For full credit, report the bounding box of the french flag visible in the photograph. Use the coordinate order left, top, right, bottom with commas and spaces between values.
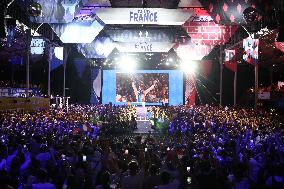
79, 123, 92, 132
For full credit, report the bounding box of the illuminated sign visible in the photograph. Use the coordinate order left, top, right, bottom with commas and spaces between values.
95, 8, 193, 25
116, 42, 173, 52
30, 38, 45, 55
105, 28, 175, 43
129, 9, 158, 23
135, 42, 153, 52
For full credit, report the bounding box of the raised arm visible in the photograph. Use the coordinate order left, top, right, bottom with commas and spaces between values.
132, 81, 138, 96
144, 80, 157, 95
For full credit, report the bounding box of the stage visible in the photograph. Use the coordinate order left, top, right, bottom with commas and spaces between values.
134, 107, 154, 134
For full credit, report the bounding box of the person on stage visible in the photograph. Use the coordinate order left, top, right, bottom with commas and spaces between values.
132, 80, 157, 106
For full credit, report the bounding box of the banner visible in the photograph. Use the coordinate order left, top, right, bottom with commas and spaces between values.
50, 47, 63, 71
275, 42, 284, 53
0, 88, 41, 97
185, 74, 196, 106
51, 20, 104, 43
105, 28, 177, 43
0, 97, 49, 111
30, 38, 45, 55
95, 8, 193, 25
224, 49, 237, 72
243, 37, 259, 64
73, 58, 88, 78
116, 42, 174, 53
278, 81, 284, 90
199, 60, 212, 79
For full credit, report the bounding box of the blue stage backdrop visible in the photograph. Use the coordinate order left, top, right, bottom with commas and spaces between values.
102, 70, 183, 106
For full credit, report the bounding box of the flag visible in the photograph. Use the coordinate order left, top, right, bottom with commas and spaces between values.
224, 49, 237, 72
243, 37, 259, 65
275, 42, 284, 53
185, 74, 196, 106
79, 123, 92, 132
199, 60, 212, 79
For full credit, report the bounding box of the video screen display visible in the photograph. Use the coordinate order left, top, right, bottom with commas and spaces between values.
116, 73, 169, 103
102, 70, 183, 106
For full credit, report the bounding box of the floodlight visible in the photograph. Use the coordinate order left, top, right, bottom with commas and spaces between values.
117, 56, 136, 72
180, 60, 197, 74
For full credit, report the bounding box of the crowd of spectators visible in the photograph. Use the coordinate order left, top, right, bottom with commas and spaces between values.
247, 82, 284, 93
0, 104, 283, 189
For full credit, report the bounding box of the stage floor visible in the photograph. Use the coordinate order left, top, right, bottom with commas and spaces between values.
134, 107, 154, 134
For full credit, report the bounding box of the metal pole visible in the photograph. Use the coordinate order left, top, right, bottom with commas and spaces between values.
26, 29, 31, 97
219, 45, 223, 107
234, 68, 237, 106
48, 48, 51, 97
255, 64, 259, 109
270, 66, 273, 86
48, 32, 54, 97
63, 45, 67, 97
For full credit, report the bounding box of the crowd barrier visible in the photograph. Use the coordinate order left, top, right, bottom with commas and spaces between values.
0, 97, 49, 111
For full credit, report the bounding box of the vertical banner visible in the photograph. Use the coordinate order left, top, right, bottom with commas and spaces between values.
275, 42, 284, 53
185, 74, 196, 106
50, 47, 64, 71
199, 60, 212, 79
243, 37, 259, 65
224, 49, 237, 72
91, 69, 101, 104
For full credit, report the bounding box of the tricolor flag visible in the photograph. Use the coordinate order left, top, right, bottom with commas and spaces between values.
224, 49, 237, 72
185, 74, 196, 106
275, 42, 284, 53
79, 123, 92, 132
243, 37, 259, 65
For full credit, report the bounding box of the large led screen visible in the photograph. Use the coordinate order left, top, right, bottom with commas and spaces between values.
116, 73, 169, 103
102, 70, 183, 106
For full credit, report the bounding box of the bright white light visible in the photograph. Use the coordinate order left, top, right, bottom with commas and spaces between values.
57, 21, 104, 43
54, 47, 63, 60
117, 56, 136, 72
180, 60, 197, 74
